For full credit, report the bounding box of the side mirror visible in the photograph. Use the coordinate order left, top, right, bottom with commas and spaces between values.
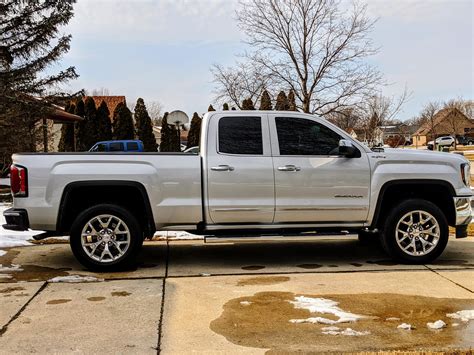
339, 139, 358, 158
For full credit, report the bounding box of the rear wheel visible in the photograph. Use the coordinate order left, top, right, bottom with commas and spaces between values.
381, 199, 448, 264
70, 204, 143, 271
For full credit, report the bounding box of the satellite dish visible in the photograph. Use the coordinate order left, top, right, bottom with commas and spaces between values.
168, 110, 189, 127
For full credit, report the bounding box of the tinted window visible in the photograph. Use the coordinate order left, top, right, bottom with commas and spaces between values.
97, 144, 107, 152
127, 142, 139, 151
109, 142, 124, 152
276, 117, 341, 155
219, 116, 263, 155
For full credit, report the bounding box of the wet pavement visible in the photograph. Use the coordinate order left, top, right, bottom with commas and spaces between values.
0, 236, 473, 354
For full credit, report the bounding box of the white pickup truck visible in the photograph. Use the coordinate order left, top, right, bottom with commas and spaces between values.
3, 111, 472, 270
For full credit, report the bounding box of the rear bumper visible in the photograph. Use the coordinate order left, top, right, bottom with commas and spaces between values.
2, 208, 29, 231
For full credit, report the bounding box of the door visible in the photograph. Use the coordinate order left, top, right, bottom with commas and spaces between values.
206, 114, 275, 224
270, 115, 370, 224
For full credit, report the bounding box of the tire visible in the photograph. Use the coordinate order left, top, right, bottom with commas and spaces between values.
70, 204, 143, 271
381, 199, 448, 264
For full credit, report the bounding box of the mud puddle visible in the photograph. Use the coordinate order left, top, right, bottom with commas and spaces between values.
210, 292, 474, 353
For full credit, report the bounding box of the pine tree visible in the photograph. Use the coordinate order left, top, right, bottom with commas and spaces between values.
222, 103, 229, 111
112, 102, 134, 140
288, 90, 297, 111
83, 97, 98, 149
96, 100, 113, 142
275, 91, 289, 111
170, 125, 181, 152
186, 112, 202, 149
208, 104, 216, 112
58, 103, 76, 152
74, 99, 88, 151
134, 98, 158, 152
242, 98, 256, 110
160, 112, 171, 152
259, 90, 272, 110
0, 1, 78, 164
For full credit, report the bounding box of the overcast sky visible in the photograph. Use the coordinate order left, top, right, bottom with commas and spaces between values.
58, 0, 473, 120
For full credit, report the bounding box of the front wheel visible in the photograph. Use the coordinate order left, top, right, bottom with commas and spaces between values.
70, 204, 143, 271
381, 199, 448, 264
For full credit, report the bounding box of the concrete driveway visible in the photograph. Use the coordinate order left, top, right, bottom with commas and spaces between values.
0, 236, 473, 354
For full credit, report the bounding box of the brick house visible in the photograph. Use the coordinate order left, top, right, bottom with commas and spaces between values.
412, 108, 474, 146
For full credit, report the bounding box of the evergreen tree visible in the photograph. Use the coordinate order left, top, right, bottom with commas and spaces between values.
160, 112, 171, 152
112, 102, 134, 140
74, 99, 88, 151
275, 91, 289, 111
222, 103, 229, 110
1, 1, 78, 164
242, 98, 255, 110
288, 89, 297, 111
58, 103, 76, 152
186, 112, 202, 149
208, 104, 216, 111
170, 125, 181, 152
83, 97, 98, 149
259, 90, 272, 110
134, 98, 158, 152
96, 100, 113, 142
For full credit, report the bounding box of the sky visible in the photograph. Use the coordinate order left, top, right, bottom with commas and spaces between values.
57, 0, 473, 120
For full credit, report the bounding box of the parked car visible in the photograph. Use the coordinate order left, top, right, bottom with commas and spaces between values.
427, 136, 455, 150
3, 111, 472, 270
183, 146, 199, 154
457, 136, 474, 146
89, 140, 144, 152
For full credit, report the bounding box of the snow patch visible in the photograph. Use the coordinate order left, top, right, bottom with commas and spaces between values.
397, 323, 413, 330
0, 203, 41, 253
322, 327, 370, 336
240, 301, 252, 306
427, 320, 446, 329
289, 296, 367, 325
48, 275, 104, 283
0, 250, 6, 257
321, 326, 340, 332
386, 317, 401, 321
0, 263, 23, 272
446, 310, 474, 322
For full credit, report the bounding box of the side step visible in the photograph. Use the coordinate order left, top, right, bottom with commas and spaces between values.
204, 233, 358, 244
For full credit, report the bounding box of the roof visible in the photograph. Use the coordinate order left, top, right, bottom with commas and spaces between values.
46, 104, 83, 123
413, 107, 471, 136
85, 96, 126, 119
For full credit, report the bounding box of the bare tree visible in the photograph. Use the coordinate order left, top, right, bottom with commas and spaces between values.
146, 101, 163, 125
357, 89, 410, 147
417, 101, 441, 150
211, 61, 270, 109
90, 87, 111, 96
233, 0, 381, 114
325, 107, 360, 131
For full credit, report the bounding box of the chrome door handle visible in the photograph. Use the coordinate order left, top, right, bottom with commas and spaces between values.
278, 165, 301, 172
211, 165, 235, 172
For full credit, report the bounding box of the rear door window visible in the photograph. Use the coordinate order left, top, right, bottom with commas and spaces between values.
109, 142, 124, 152
127, 142, 139, 151
218, 116, 263, 155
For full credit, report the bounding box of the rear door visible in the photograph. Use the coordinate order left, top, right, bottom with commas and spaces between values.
206, 114, 275, 224
269, 114, 371, 224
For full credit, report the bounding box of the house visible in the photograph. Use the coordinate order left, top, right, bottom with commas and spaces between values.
86, 96, 126, 120
379, 123, 418, 144
412, 108, 474, 146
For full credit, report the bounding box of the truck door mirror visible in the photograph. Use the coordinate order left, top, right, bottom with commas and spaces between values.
339, 139, 358, 158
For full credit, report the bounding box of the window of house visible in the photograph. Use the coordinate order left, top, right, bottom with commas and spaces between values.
218, 116, 263, 155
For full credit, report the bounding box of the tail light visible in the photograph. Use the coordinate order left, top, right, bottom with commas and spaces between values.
10, 165, 28, 197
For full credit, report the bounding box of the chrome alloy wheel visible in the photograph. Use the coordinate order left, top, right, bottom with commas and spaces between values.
80, 214, 131, 263
395, 210, 440, 256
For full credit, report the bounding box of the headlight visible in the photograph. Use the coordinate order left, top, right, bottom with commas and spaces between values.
461, 163, 470, 187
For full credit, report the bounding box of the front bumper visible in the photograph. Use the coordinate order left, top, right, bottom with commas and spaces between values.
2, 208, 29, 231
454, 197, 472, 239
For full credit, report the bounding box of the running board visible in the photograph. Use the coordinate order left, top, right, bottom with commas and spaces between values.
204, 233, 358, 244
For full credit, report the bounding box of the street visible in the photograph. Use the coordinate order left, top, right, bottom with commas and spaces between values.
0, 236, 473, 354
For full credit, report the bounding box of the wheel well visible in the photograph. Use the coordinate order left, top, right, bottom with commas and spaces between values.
372, 181, 456, 228
57, 181, 155, 237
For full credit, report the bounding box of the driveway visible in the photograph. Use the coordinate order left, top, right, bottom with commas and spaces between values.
0, 236, 473, 354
